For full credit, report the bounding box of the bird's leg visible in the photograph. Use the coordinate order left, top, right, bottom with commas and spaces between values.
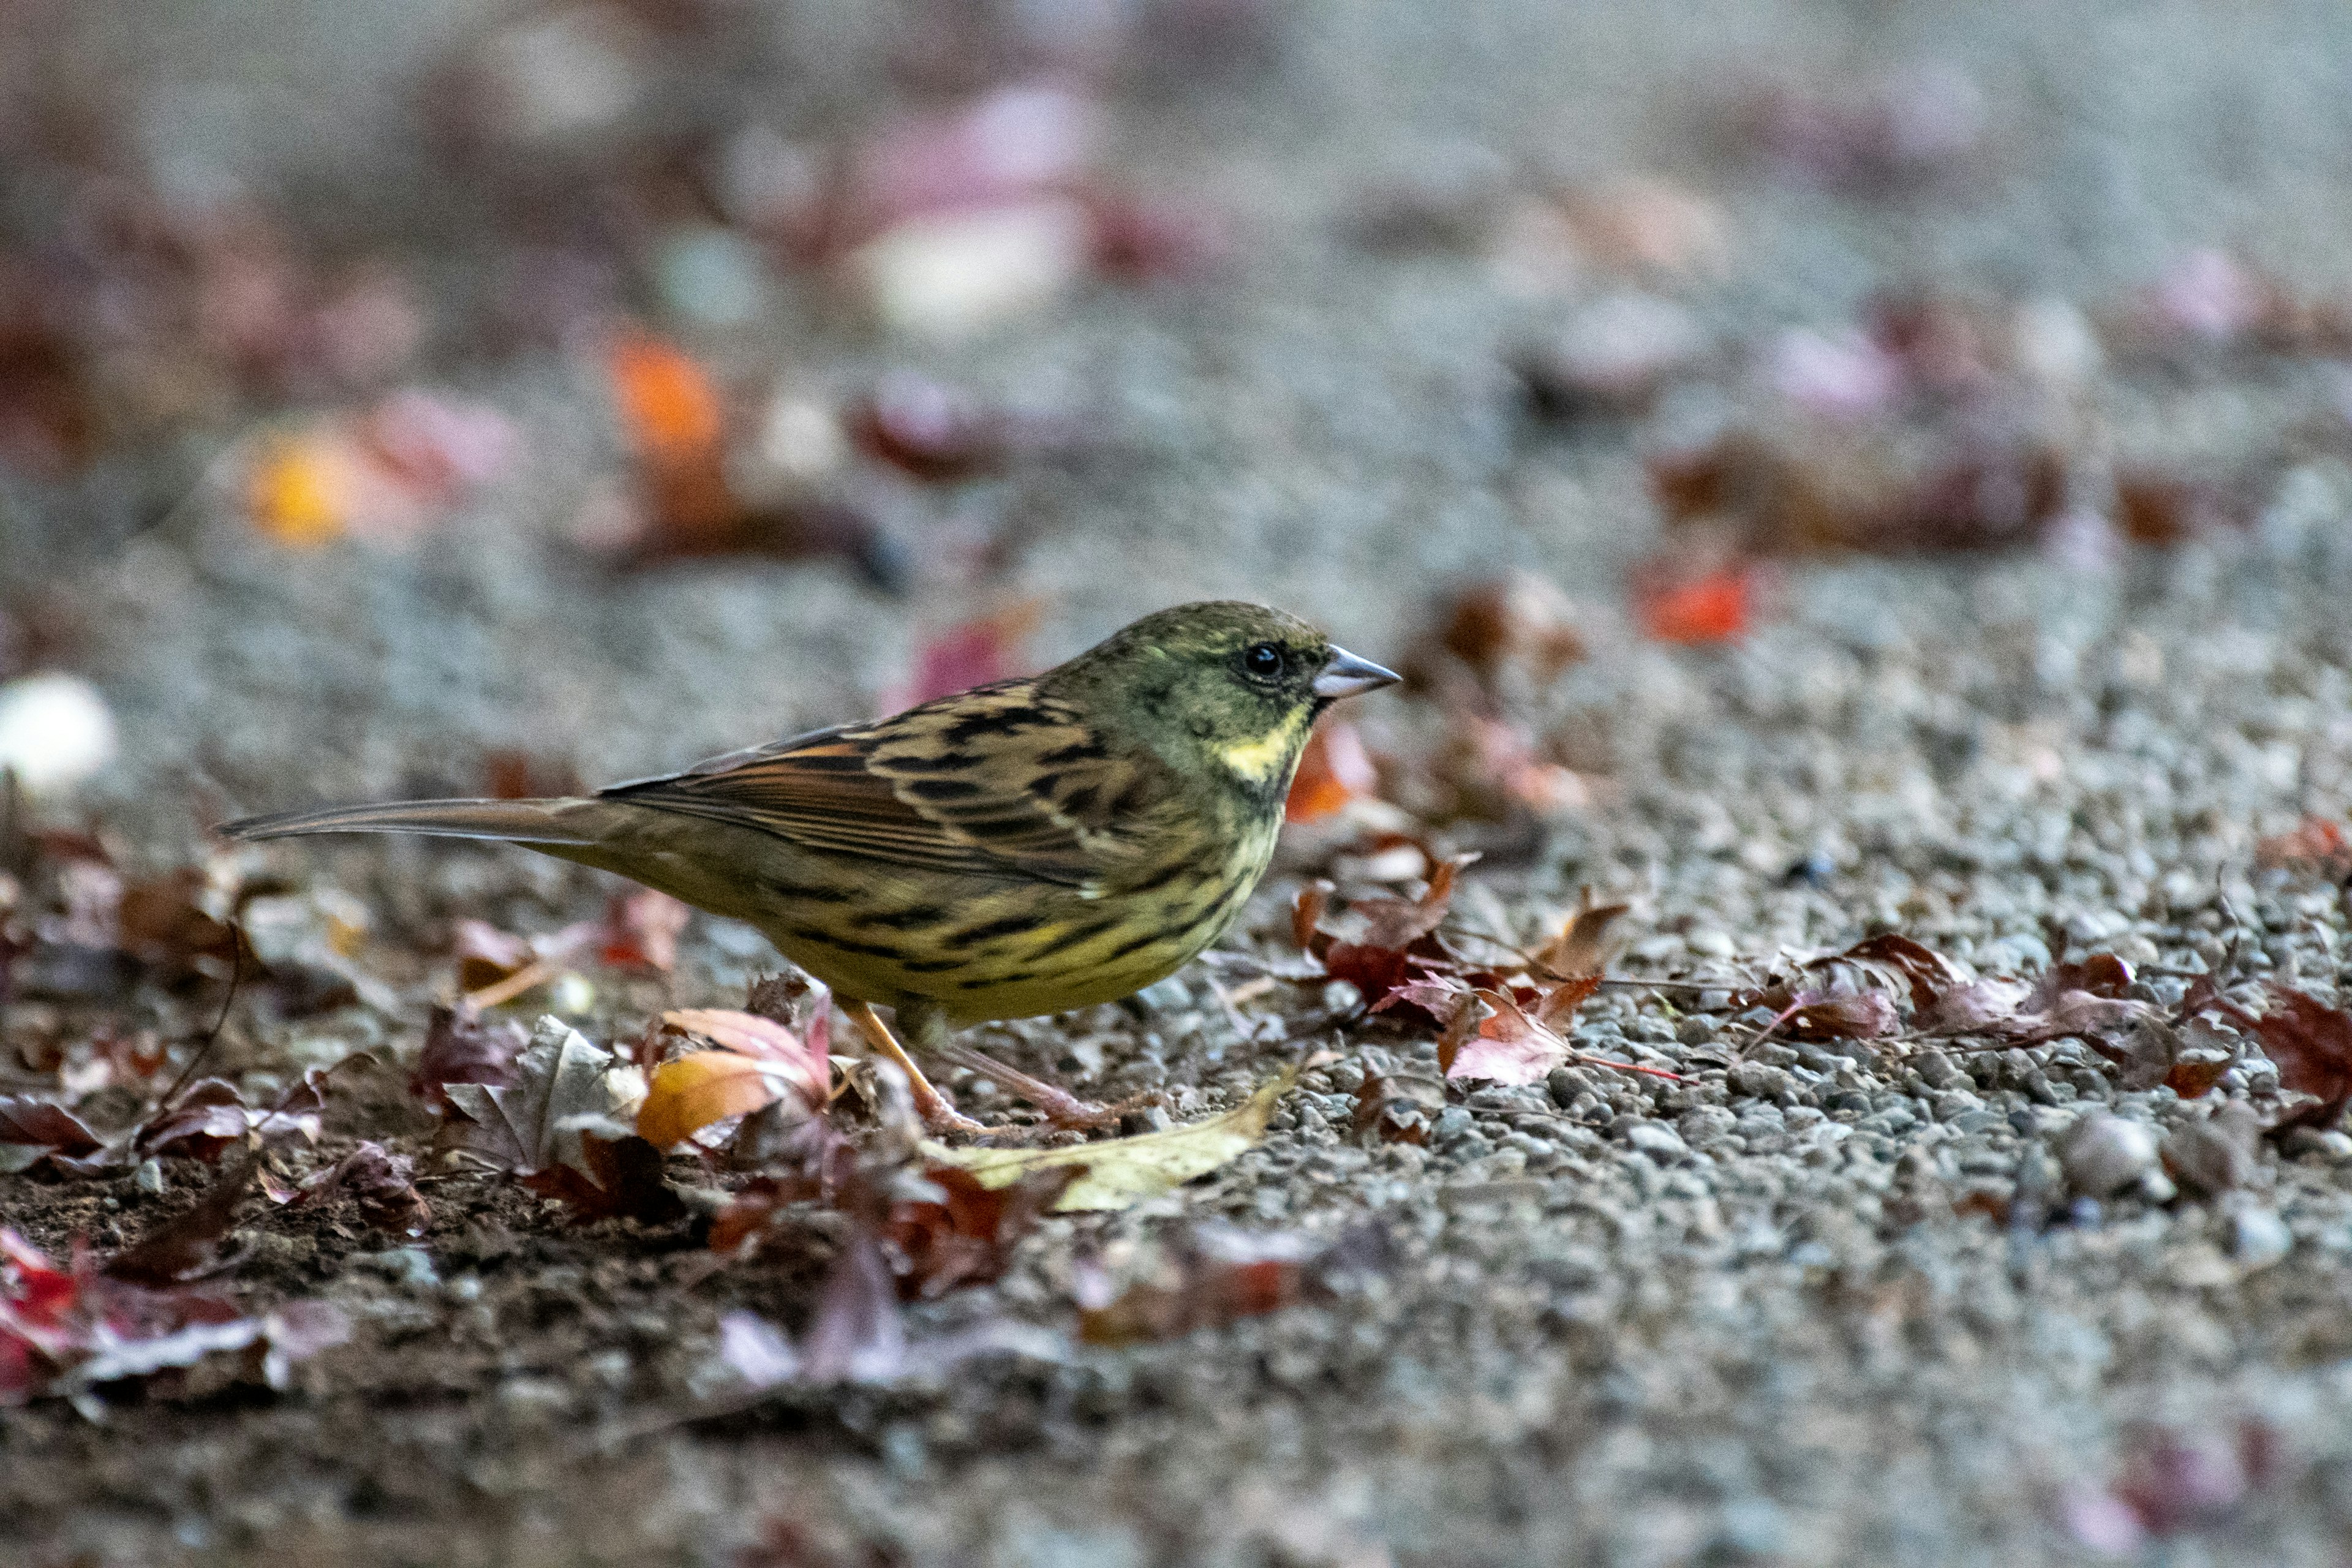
837, 998, 990, 1137
902, 1003, 1135, 1132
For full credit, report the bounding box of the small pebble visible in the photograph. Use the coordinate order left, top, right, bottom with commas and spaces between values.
2228, 1208, 2293, 1270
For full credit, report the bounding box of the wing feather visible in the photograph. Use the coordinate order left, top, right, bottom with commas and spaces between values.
598, 684, 1174, 888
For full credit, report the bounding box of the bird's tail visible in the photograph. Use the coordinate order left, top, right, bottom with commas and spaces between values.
220, 797, 611, 846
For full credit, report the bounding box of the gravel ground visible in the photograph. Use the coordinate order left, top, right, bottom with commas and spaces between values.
13, 2, 2352, 1564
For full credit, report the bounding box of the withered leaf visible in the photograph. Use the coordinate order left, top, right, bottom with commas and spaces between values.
923, 1069, 1295, 1213
1529, 894, 1631, 980
280, 1141, 431, 1237
517, 1132, 685, 1224
883, 1165, 1080, 1300
437, 1016, 622, 1177
409, 1005, 526, 1112
2189, 982, 2352, 1133
1441, 989, 1570, 1085
1351, 1074, 1444, 1145
104, 1162, 255, 1287
0, 1096, 104, 1161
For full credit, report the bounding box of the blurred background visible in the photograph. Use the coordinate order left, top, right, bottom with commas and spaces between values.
9, 0, 2352, 843
15, 6, 2352, 1560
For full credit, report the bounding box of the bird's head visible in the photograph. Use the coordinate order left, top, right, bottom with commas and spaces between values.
1054, 601, 1398, 802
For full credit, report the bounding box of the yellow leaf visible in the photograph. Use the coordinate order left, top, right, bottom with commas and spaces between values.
638, 1050, 792, 1148
247, 435, 355, 547
921, 1068, 1297, 1213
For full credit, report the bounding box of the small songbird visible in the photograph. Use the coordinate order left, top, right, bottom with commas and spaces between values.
222, 601, 1398, 1132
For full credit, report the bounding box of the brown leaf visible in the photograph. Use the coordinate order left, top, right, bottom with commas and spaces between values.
637, 1050, 802, 1149
2163, 1102, 2266, 1196
516, 1133, 685, 1225
451, 918, 533, 991
1806, 933, 1966, 1010
1351, 1074, 1442, 1145
2254, 816, 2352, 878
1765, 988, 1898, 1042
2189, 982, 2352, 1133
1291, 881, 1332, 954
1320, 858, 1471, 1008
281, 1142, 431, 1237
0, 1096, 102, 1159
2164, 1058, 2230, 1100
1076, 1224, 1382, 1346
436, 1018, 621, 1177
104, 1163, 255, 1286
409, 1005, 526, 1112
1528, 894, 1630, 979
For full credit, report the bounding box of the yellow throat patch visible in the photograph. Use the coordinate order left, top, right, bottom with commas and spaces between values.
1215, 709, 1309, 783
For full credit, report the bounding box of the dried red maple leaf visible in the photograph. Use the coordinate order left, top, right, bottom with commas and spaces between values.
272, 1142, 431, 1238
2192, 982, 2352, 1133
1529, 895, 1632, 979
0, 1096, 103, 1163
1317, 858, 1471, 1009
409, 1005, 526, 1112
103, 1162, 255, 1287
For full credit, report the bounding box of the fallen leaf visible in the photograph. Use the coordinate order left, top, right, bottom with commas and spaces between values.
1351, 1074, 1444, 1145
1284, 719, 1379, 824
845, 373, 1087, 481
2163, 1102, 2267, 1196
1632, 560, 1754, 644
922, 1068, 1296, 1212
437, 1016, 628, 1177
274, 1142, 431, 1237
1441, 989, 1573, 1084
517, 1131, 685, 1224
104, 1162, 255, 1287
1529, 892, 1632, 979
591, 889, 690, 973
888, 603, 1042, 709
638, 1050, 809, 1149
2189, 982, 2352, 1133
0, 1096, 104, 1167
1077, 1224, 1335, 1345
409, 1005, 527, 1112
2253, 816, 2352, 876
1318, 858, 1471, 1009
608, 330, 723, 464
882, 1164, 1081, 1300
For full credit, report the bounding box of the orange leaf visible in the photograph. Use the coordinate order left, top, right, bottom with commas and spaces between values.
608, 331, 723, 461
1284, 718, 1378, 823
247, 435, 355, 547
1635, 565, 1752, 644
655, 1007, 830, 1110
638, 1050, 790, 1148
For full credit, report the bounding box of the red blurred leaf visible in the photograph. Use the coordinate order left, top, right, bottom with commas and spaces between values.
451, 918, 534, 991
1284, 719, 1378, 824
889, 603, 1042, 709
592, 888, 690, 973
883, 1165, 1080, 1300
2255, 816, 2352, 877
609, 330, 723, 462
1634, 561, 1753, 644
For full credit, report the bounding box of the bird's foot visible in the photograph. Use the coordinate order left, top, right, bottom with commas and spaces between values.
932, 1039, 1151, 1131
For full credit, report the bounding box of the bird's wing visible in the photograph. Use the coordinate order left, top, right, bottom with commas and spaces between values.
598, 683, 1175, 888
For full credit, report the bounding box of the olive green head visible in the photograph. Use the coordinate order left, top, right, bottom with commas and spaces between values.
1046, 601, 1398, 801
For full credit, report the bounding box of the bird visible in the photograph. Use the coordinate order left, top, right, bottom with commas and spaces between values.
221, 601, 1398, 1133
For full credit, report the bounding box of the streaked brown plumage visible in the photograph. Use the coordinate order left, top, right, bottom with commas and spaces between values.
223, 601, 1398, 1130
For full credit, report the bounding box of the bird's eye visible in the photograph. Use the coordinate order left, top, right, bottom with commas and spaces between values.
1241, 642, 1286, 680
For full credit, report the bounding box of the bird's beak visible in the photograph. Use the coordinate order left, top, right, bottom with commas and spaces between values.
1313, 647, 1401, 701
